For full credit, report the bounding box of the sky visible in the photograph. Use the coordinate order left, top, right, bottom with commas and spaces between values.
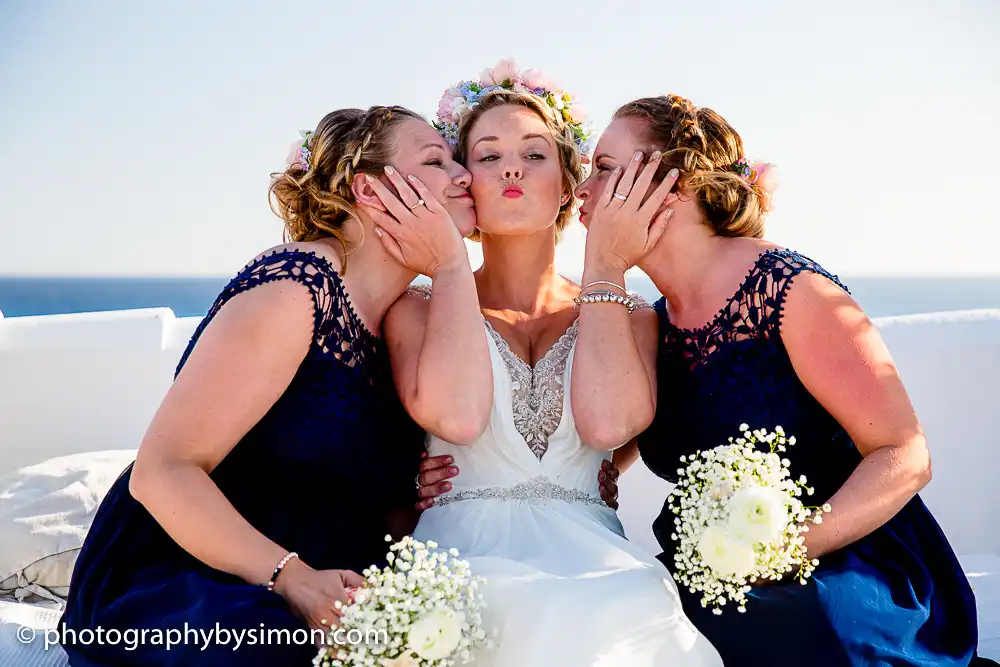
1, 0, 997, 277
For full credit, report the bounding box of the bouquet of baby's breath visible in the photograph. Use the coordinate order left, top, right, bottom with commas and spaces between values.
667, 424, 831, 614
314, 536, 495, 667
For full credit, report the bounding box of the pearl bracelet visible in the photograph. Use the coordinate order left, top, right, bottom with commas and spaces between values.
265, 551, 298, 591
573, 290, 637, 313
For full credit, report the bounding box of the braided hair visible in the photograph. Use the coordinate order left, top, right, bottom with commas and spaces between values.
269, 105, 422, 270
614, 95, 768, 238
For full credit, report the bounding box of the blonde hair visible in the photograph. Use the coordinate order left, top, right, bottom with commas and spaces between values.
614, 95, 766, 238
455, 90, 584, 242
268, 105, 423, 270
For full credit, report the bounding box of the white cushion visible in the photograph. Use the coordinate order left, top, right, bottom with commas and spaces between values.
0, 451, 136, 605
0, 600, 68, 666
960, 554, 1000, 661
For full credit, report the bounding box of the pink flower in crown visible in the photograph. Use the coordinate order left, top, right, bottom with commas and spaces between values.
480, 58, 520, 86
435, 87, 459, 122
520, 67, 556, 93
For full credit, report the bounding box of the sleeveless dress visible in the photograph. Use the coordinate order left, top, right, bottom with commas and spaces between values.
638, 248, 993, 666
411, 292, 724, 667
59, 249, 425, 666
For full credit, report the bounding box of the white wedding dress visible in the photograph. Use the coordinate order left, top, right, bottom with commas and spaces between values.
411, 308, 722, 667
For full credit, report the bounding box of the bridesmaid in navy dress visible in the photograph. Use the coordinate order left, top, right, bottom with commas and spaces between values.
59, 105, 483, 666
583, 95, 995, 665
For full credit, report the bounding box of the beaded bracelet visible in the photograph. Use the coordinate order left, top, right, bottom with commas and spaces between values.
265, 551, 298, 591
573, 290, 637, 313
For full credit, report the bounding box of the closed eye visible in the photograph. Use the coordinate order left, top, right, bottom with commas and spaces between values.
423, 158, 443, 167
526, 153, 545, 160
478, 154, 500, 162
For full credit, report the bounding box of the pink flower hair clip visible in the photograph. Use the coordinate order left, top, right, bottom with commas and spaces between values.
731, 157, 778, 212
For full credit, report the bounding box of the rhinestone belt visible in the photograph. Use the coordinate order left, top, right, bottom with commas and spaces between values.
432, 475, 608, 508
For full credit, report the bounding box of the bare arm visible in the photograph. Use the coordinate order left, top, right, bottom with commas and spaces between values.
572, 280, 659, 450
612, 438, 641, 474
128, 279, 315, 585
780, 272, 931, 559
384, 278, 492, 445
572, 153, 675, 450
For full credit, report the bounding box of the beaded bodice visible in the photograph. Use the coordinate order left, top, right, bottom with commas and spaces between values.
486, 319, 578, 460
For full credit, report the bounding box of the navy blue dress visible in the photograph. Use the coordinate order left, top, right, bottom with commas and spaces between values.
60, 249, 425, 666
638, 249, 993, 666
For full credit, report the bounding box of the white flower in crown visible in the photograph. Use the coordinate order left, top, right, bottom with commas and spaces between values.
432, 58, 594, 163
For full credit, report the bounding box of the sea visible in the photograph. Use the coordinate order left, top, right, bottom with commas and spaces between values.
1, 275, 999, 320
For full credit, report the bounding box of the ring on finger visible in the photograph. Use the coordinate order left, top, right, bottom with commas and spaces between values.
613, 192, 629, 201
408, 199, 425, 211
414, 474, 422, 489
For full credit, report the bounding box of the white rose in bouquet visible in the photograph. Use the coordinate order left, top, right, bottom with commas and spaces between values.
727, 485, 790, 544
697, 526, 756, 579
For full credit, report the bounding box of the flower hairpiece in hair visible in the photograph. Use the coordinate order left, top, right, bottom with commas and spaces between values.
285, 129, 313, 171
731, 157, 778, 212
433, 58, 594, 163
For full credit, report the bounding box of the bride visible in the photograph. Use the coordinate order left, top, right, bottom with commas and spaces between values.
374, 63, 722, 667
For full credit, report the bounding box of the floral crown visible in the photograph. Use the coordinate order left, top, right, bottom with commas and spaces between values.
433, 58, 594, 163
729, 157, 778, 212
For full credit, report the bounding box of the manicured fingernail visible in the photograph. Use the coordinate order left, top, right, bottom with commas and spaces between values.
633, 151, 642, 161
374, 227, 383, 238
443, 482, 452, 490
446, 456, 453, 463
365, 174, 374, 182
652, 151, 662, 160
668, 168, 679, 178
666, 209, 675, 219
449, 467, 459, 474
407, 174, 418, 182
384, 166, 394, 174
599, 472, 606, 481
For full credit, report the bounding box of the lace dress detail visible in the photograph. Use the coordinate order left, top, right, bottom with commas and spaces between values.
178, 249, 379, 380
662, 249, 848, 368
487, 319, 578, 460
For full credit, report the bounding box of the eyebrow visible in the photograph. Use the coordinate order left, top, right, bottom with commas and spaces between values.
472, 133, 553, 150
420, 142, 446, 151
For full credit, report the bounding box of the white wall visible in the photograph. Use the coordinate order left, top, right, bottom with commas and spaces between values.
0, 309, 198, 474
0, 307, 998, 556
